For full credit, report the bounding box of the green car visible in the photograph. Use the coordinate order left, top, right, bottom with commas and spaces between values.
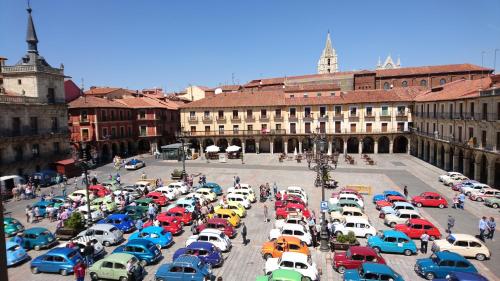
134, 198, 156, 213
328, 199, 362, 212
256, 269, 306, 281
89, 253, 144, 281
484, 195, 500, 209
91, 197, 118, 212
119, 206, 147, 221
4, 218, 25, 237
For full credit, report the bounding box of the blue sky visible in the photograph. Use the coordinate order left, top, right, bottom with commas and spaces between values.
1, 0, 499, 91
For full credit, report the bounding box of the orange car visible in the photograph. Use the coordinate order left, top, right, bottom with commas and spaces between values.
261, 236, 310, 260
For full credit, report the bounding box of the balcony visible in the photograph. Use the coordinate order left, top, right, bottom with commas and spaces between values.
396, 111, 407, 117
182, 129, 286, 137
188, 116, 198, 123
259, 115, 270, 121
439, 112, 451, 119
364, 113, 375, 119
348, 113, 359, 120
332, 113, 344, 120
0, 127, 70, 140
318, 115, 329, 122
202, 116, 212, 123
303, 114, 313, 122
216, 116, 226, 123
274, 114, 284, 122
245, 115, 255, 122
80, 118, 90, 125
231, 115, 241, 122
380, 113, 391, 119
288, 115, 298, 122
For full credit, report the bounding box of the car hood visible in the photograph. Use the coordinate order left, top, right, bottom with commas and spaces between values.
416, 258, 435, 270
343, 269, 361, 281
261, 241, 275, 252
367, 235, 382, 245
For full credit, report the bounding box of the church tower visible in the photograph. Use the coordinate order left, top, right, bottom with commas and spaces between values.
317, 31, 338, 74
376, 54, 401, 70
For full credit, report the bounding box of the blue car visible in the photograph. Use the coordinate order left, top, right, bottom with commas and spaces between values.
6, 241, 29, 267
372, 190, 404, 203
344, 262, 404, 281
434, 271, 489, 281
98, 214, 135, 233
30, 247, 83, 275
415, 251, 478, 280
113, 239, 162, 265
199, 182, 223, 196
13, 227, 57, 250
128, 226, 173, 248
155, 255, 214, 281
367, 230, 417, 256
167, 198, 196, 213
32, 201, 54, 217
32, 170, 59, 187
173, 241, 223, 267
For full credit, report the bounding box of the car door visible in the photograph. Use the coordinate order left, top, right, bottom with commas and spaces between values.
345, 222, 356, 235
411, 223, 424, 238
279, 260, 294, 271
168, 266, 184, 281
350, 253, 364, 269
455, 260, 473, 273
294, 261, 309, 277
383, 236, 397, 252
398, 237, 411, 253
99, 261, 114, 279
453, 240, 470, 257
438, 260, 455, 276
182, 266, 199, 280
39, 255, 54, 272
468, 241, 484, 257
209, 235, 221, 249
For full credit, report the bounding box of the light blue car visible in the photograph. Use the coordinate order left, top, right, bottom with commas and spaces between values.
372, 190, 403, 203
166, 198, 196, 213
6, 241, 29, 267
367, 230, 417, 256
379, 202, 419, 218
344, 262, 404, 281
128, 226, 173, 248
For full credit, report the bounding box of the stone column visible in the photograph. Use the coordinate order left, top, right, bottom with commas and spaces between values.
343, 140, 347, 154
298, 140, 303, 154
444, 150, 451, 171
389, 140, 394, 154
328, 140, 332, 156
418, 140, 423, 158
284, 141, 288, 154
429, 143, 435, 164
256, 140, 260, 154
242, 142, 246, 154
487, 161, 496, 187
358, 141, 363, 154
474, 160, 481, 181
436, 146, 442, 168
374, 141, 378, 154
313, 142, 317, 155
452, 153, 459, 171
463, 157, 470, 177
270, 141, 274, 155
407, 142, 411, 155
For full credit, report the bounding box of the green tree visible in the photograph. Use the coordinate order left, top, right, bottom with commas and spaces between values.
65, 212, 84, 230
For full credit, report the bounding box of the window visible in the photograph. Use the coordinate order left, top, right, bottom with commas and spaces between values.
456, 261, 470, 268
290, 123, 296, 134
53, 142, 60, 153
383, 82, 390, 90
204, 126, 210, 132
349, 107, 357, 117
120, 126, 125, 137
232, 125, 239, 133
246, 109, 252, 117
111, 127, 117, 138
139, 126, 147, 137
204, 111, 210, 117
31, 144, 40, 158
102, 128, 108, 138
320, 106, 327, 117
247, 125, 253, 131
81, 110, 88, 122
51, 117, 58, 131
305, 122, 311, 134
30, 117, 38, 134
481, 131, 487, 147
420, 80, 427, 87
397, 106, 406, 115
189, 111, 195, 117
261, 109, 267, 118
47, 88, 55, 103
381, 106, 389, 116
381, 123, 388, 132
218, 110, 224, 118
366, 123, 372, 132
401, 81, 408, 87
365, 106, 373, 116
468, 127, 474, 140
334, 121, 341, 133
439, 78, 446, 85
303, 93, 308, 98
319, 122, 326, 133
317, 92, 322, 97
218, 125, 224, 134
290, 94, 294, 98
128, 127, 132, 136
304, 107, 311, 117
350, 123, 356, 132
455, 240, 468, 247
482, 103, 488, 120
82, 129, 89, 141
458, 126, 462, 142
275, 123, 281, 130
289, 108, 296, 117
232, 110, 238, 117
261, 124, 267, 130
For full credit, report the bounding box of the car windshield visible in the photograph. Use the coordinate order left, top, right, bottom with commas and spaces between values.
110, 227, 119, 232
447, 235, 456, 244
7, 244, 21, 251
40, 231, 51, 236
67, 250, 78, 260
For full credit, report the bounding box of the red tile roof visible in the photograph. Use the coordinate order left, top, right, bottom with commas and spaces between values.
375, 63, 492, 77
284, 83, 340, 93
68, 96, 129, 108
117, 96, 179, 110
85, 87, 135, 96
414, 77, 492, 102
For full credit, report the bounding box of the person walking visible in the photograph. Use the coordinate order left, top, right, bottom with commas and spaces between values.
403, 185, 408, 199
73, 260, 86, 281
25, 205, 31, 223
479, 216, 488, 241
241, 222, 247, 246
263, 204, 268, 223
135, 218, 143, 232
83, 241, 94, 266
447, 215, 455, 233
273, 182, 278, 198
458, 193, 465, 209
147, 203, 156, 221
420, 231, 430, 254
487, 217, 496, 240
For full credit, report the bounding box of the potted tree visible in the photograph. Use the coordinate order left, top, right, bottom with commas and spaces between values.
55, 212, 86, 240
171, 169, 183, 180
329, 231, 360, 251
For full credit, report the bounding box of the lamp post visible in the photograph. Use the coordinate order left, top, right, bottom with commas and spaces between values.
308, 128, 338, 252
72, 142, 93, 227
175, 131, 187, 180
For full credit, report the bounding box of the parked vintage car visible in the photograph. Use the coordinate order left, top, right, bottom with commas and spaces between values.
47, 196, 69, 209
344, 262, 404, 281
76, 205, 104, 222
155, 186, 180, 201
484, 195, 500, 208
275, 194, 307, 210
274, 213, 308, 229
167, 181, 190, 194
101, 180, 121, 191
113, 239, 162, 265
124, 158, 146, 170
6, 241, 29, 267
58, 237, 105, 260
199, 182, 223, 195
333, 217, 377, 238
328, 199, 364, 212
411, 192, 448, 208
13, 227, 57, 250
372, 190, 404, 203
4, 217, 25, 237
67, 190, 95, 202
469, 188, 500, 201
77, 224, 124, 247
154, 255, 214, 281
88, 184, 111, 198
89, 253, 144, 281
265, 252, 319, 281
119, 205, 147, 221
431, 234, 490, 260
367, 230, 417, 256
97, 214, 135, 233
229, 188, 256, 203
166, 198, 196, 213
146, 192, 169, 207
375, 195, 407, 210
128, 226, 173, 248
195, 218, 237, 238
119, 185, 144, 199
30, 247, 83, 275
329, 193, 365, 208
269, 223, 312, 246
32, 201, 54, 217
331, 188, 363, 200
173, 241, 223, 267
451, 180, 479, 191
415, 251, 478, 280
261, 236, 310, 260
186, 229, 232, 252
226, 193, 251, 209
330, 206, 368, 223
286, 186, 308, 202
195, 188, 217, 202
91, 196, 118, 213
208, 208, 241, 228
276, 203, 311, 219
394, 218, 442, 240
134, 181, 154, 193
55, 225, 86, 241
460, 183, 490, 196
444, 175, 469, 187
214, 201, 246, 218
144, 215, 183, 235
439, 172, 463, 182
384, 209, 422, 228
133, 198, 157, 213
433, 271, 489, 281
227, 183, 253, 194
255, 269, 305, 281
184, 192, 211, 206
162, 206, 193, 226
379, 202, 419, 218
332, 246, 386, 274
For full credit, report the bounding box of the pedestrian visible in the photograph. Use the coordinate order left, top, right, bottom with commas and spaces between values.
135, 218, 143, 232
403, 185, 408, 199
447, 215, 455, 233
273, 182, 278, 197
458, 193, 465, 209
25, 205, 31, 223
452, 194, 459, 209
73, 260, 86, 281
83, 241, 94, 266
241, 222, 247, 245
62, 184, 67, 197
14, 232, 24, 246
479, 216, 488, 241
487, 217, 496, 240
147, 203, 156, 221
420, 231, 430, 254
263, 204, 268, 223
141, 171, 147, 180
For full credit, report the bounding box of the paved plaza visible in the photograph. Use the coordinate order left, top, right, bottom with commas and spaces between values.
5, 153, 499, 281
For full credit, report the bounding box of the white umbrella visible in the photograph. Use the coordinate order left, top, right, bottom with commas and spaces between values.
205, 145, 220, 153
226, 145, 241, 152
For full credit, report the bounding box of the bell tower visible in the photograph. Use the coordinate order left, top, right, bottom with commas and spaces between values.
317, 31, 338, 74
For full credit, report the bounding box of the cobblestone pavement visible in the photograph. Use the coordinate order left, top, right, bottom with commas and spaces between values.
5, 153, 498, 281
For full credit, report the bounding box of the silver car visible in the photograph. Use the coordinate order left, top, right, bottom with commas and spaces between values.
77, 224, 124, 247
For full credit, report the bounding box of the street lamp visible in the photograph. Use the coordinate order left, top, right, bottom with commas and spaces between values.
175, 131, 187, 181
308, 130, 337, 252
72, 142, 93, 227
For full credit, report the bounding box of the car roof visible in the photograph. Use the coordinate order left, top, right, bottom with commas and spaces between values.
91, 223, 115, 230
350, 246, 378, 255
282, 223, 305, 230
34, 201, 53, 206
448, 272, 487, 281
6, 241, 20, 248
127, 239, 154, 247
478, 188, 498, 192
174, 254, 201, 265
393, 202, 412, 207
408, 218, 433, 225
107, 214, 128, 219
420, 192, 441, 196
382, 230, 410, 238
341, 206, 363, 212
272, 269, 303, 279
281, 252, 308, 262
45, 247, 76, 255
449, 233, 483, 242
169, 206, 187, 212
142, 226, 163, 233
197, 188, 213, 192
277, 236, 302, 244
103, 253, 135, 263
25, 227, 49, 234
188, 241, 214, 250
395, 209, 420, 215
199, 228, 223, 235
135, 198, 153, 203
147, 191, 164, 196
435, 251, 469, 261
362, 263, 394, 274
206, 217, 229, 224
344, 216, 370, 223
177, 198, 194, 204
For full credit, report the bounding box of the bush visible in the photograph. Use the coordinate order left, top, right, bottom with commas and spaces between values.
65, 212, 84, 230
336, 233, 347, 243
346, 231, 357, 244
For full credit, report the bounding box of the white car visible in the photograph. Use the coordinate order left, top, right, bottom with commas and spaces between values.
76, 205, 103, 222
439, 172, 463, 182
274, 213, 308, 229
196, 188, 217, 202
124, 159, 146, 170
77, 224, 124, 247
58, 237, 105, 259
226, 193, 251, 209
432, 234, 490, 260
186, 229, 232, 252
269, 223, 312, 246
333, 217, 376, 238
330, 206, 368, 223
68, 190, 95, 202
227, 183, 253, 194
329, 194, 365, 208
168, 182, 190, 194
469, 188, 500, 201
184, 192, 210, 206
135, 181, 153, 193
228, 189, 256, 203
265, 252, 319, 281
287, 186, 308, 202
384, 209, 421, 228
277, 190, 307, 204
443, 175, 469, 186
155, 186, 180, 200
461, 183, 490, 196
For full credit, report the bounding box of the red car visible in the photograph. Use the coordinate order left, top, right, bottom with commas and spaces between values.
276, 203, 311, 219
144, 215, 183, 235
332, 246, 386, 273
411, 192, 447, 208
196, 218, 237, 238
274, 194, 306, 210
375, 195, 406, 210
146, 192, 169, 207
163, 206, 193, 225
331, 188, 363, 200
89, 184, 110, 197
394, 218, 442, 240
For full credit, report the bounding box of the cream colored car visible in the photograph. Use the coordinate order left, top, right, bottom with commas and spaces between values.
329, 207, 368, 223
431, 234, 490, 261
384, 209, 421, 228
228, 189, 256, 203
195, 188, 217, 202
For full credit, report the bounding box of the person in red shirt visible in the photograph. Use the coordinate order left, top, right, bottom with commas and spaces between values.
73, 260, 86, 281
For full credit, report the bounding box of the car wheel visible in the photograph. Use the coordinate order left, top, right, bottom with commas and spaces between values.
438, 204, 445, 209
140, 260, 148, 267
416, 203, 423, 207
365, 233, 372, 239
373, 247, 381, 253
31, 267, 39, 274
425, 272, 435, 280
263, 254, 272, 260
119, 277, 128, 281
390, 222, 396, 228
103, 241, 111, 247
266, 271, 272, 275
60, 269, 68, 276
476, 253, 486, 261
492, 203, 499, 209
404, 249, 412, 256
337, 266, 346, 274
476, 197, 483, 202
303, 278, 311, 281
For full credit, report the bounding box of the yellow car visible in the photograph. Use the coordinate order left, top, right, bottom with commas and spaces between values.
209, 208, 241, 227
196, 188, 217, 202
215, 202, 246, 218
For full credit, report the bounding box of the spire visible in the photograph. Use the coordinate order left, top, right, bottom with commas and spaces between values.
323, 31, 333, 56
397, 55, 401, 67
377, 56, 382, 67
26, 3, 39, 54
